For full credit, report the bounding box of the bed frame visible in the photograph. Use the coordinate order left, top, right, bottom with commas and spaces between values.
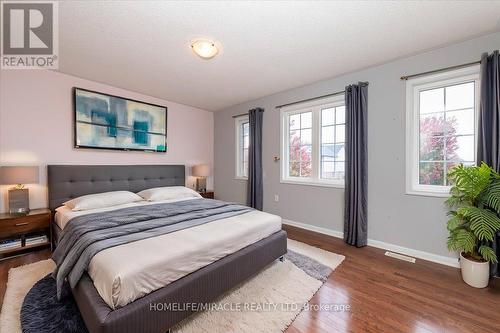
47, 165, 287, 333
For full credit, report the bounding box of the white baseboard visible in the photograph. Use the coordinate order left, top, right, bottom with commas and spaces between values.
282, 219, 460, 268
283, 219, 344, 239
367, 238, 459, 268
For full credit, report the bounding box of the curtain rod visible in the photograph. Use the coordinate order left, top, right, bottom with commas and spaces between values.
275, 82, 368, 109
232, 111, 264, 118
233, 82, 369, 116
400, 60, 480, 81
275, 90, 345, 109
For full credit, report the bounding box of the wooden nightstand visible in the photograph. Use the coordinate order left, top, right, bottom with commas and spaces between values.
0, 209, 52, 260
199, 191, 214, 199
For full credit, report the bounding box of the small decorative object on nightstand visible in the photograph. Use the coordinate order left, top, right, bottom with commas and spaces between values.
199, 191, 214, 199
192, 164, 211, 193
0, 208, 52, 259
0, 166, 39, 214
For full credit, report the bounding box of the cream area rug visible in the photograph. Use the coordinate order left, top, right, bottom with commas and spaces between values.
0, 259, 55, 333
0, 239, 344, 333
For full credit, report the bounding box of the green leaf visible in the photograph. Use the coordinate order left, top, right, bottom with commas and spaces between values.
460, 206, 500, 241
454, 229, 476, 254
446, 163, 500, 259
448, 163, 492, 203
483, 179, 500, 214
446, 215, 462, 231
479, 245, 498, 263
447, 233, 459, 251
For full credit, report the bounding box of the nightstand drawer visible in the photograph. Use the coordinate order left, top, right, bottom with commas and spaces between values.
199, 191, 214, 199
0, 214, 50, 238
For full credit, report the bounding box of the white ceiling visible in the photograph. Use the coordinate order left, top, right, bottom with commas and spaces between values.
58, 1, 500, 111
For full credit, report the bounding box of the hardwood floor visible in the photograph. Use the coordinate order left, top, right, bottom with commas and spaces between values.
283, 225, 500, 333
0, 249, 51, 309
0, 227, 499, 332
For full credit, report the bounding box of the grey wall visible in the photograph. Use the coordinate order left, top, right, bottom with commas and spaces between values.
214, 32, 500, 259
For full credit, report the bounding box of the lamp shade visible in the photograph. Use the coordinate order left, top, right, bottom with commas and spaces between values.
192, 164, 210, 177
0, 166, 39, 185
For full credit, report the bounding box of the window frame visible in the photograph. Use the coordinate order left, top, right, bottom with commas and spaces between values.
405, 65, 480, 197
280, 94, 346, 188
234, 115, 249, 180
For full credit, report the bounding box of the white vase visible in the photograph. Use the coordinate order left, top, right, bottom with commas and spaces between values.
460, 252, 490, 288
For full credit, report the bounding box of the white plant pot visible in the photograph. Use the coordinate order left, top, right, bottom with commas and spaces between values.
460, 252, 489, 288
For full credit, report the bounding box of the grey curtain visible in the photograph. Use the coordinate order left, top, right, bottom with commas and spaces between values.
247, 108, 264, 210
478, 50, 499, 276
344, 83, 368, 247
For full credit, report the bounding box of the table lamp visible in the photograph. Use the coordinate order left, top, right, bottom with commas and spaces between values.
192, 164, 210, 193
0, 166, 39, 214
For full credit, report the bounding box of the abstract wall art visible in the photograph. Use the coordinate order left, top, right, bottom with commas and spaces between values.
74, 88, 167, 152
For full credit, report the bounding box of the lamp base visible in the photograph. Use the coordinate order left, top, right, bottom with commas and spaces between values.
8, 188, 30, 214
196, 177, 207, 193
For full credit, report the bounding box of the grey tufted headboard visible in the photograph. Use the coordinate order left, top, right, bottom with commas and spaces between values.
47, 165, 185, 210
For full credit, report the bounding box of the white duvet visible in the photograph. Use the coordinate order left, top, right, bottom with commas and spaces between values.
55, 199, 282, 309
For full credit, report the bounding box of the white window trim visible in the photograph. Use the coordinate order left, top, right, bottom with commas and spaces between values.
280, 94, 345, 188
405, 65, 480, 197
234, 115, 249, 180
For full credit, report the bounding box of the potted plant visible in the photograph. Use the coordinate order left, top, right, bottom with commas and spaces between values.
446, 162, 500, 288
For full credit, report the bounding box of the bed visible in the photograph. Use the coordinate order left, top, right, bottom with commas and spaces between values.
48, 165, 287, 333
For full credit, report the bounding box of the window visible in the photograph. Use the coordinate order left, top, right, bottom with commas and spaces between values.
280, 95, 345, 187
320, 105, 346, 181
235, 116, 249, 179
406, 66, 479, 196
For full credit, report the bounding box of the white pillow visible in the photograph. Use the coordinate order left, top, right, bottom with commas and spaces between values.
137, 186, 201, 201
64, 191, 143, 211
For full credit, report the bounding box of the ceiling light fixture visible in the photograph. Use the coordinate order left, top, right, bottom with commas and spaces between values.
191, 39, 219, 59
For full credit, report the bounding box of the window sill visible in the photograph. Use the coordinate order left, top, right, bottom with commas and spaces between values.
280, 179, 344, 189
234, 176, 248, 181
405, 189, 450, 198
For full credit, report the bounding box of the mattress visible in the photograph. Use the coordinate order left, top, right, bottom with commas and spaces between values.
55, 199, 282, 309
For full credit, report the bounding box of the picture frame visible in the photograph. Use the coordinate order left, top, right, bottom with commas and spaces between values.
73, 87, 168, 152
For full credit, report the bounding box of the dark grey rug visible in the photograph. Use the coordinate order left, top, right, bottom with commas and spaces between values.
20, 250, 331, 333
21, 275, 88, 333
285, 250, 332, 282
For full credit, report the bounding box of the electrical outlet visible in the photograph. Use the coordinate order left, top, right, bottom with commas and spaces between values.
274, 194, 279, 202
